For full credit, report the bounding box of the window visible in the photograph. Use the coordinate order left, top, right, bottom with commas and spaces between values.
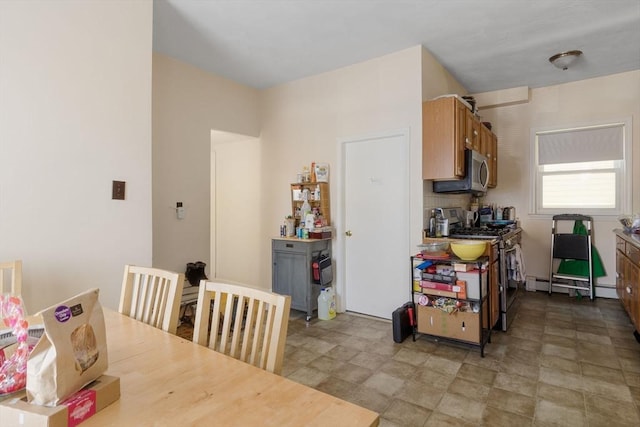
531, 119, 631, 216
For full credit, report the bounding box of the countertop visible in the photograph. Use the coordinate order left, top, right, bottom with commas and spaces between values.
273, 236, 332, 242
422, 235, 500, 245
614, 228, 640, 248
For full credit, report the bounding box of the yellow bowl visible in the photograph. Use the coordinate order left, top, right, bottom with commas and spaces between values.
450, 240, 487, 261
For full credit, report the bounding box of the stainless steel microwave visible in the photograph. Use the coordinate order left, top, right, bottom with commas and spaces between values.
432, 149, 488, 195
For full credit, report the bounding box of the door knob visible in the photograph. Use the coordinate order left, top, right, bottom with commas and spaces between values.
345, 230, 352, 237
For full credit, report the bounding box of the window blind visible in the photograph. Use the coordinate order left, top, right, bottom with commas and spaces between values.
538, 124, 623, 165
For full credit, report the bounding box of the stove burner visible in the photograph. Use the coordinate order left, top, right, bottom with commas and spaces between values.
449, 226, 516, 239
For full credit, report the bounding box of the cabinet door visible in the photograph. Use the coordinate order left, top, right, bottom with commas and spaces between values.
423, 97, 465, 180
273, 250, 308, 312
453, 101, 467, 176
480, 127, 498, 188
465, 109, 480, 151
626, 255, 640, 330
490, 133, 498, 188
616, 244, 625, 301
480, 124, 490, 159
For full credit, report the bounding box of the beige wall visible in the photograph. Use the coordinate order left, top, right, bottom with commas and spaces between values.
0, 0, 153, 311
152, 54, 260, 277
259, 46, 425, 295
211, 132, 262, 286
153, 46, 468, 298
476, 70, 640, 289
153, 45, 638, 300
421, 48, 467, 101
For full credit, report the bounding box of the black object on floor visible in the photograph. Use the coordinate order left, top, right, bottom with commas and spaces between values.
186, 261, 208, 286
392, 302, 415, 343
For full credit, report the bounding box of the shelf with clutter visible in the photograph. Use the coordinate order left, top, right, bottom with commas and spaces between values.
285, 162, 331, 239
410, 254, 491, 356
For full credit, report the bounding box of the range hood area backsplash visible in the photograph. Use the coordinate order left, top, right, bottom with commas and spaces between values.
424, 191, 509, 230
423, 192, 471, 229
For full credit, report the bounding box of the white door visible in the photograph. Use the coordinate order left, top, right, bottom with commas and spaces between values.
342, 131, 409, 319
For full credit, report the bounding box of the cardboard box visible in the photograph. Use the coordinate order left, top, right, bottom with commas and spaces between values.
452, 263, 474, 272
416, 287, 457, 298
416, 304, 480, 343
0, 375, 120, 427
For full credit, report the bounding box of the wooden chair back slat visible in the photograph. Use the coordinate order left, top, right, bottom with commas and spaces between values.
0, 260, 22, 296
118, 265, 184, 334
193, 280, 291, 374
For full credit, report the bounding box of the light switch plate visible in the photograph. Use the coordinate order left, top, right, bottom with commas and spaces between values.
112, 181, 125, 200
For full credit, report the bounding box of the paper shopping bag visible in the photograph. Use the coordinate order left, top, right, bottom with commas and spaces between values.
26, 288, 107, 406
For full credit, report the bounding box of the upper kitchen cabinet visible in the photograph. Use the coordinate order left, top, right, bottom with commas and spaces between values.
465, 108, 481, 152
423, 96, 497, 186
422, 97, 466, 180
480, 124, 498, 188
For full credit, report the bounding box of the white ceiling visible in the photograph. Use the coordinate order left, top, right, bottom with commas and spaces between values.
153, 0, 640, 93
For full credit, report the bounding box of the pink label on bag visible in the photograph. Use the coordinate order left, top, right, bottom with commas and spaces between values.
62, 389, 97, 427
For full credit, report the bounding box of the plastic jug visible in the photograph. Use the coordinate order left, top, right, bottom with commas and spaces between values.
317, 287, 336, 320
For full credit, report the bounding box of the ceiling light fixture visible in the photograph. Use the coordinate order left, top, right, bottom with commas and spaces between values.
549, 50, 583, 70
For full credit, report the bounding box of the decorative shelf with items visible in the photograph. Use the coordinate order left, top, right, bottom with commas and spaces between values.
410, 253, 492, 356
287, 162, 331, 239
291, 182, 330, 229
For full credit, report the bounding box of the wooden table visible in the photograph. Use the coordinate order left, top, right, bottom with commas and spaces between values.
83, 309, 379, 426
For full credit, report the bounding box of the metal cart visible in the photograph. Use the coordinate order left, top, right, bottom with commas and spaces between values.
548, 214, 595, 300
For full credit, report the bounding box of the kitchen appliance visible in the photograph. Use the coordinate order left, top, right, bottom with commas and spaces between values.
433, 150, 489, 195
448, 223, 523, 332
430, 207, 463, 236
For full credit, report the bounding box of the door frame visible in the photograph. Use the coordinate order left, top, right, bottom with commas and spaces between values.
336, 128, 411, 314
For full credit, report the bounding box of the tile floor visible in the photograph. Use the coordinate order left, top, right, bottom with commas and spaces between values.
281, 291, 640, 426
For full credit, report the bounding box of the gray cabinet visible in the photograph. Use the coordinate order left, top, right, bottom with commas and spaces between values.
272, 237, 331, 321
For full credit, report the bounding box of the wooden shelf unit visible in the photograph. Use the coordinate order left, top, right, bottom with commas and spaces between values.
290, 182, 330, 227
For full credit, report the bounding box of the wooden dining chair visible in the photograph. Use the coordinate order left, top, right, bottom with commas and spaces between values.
192, 280, 291, 374
0, 260, 22, 296
118, 265, 185, 334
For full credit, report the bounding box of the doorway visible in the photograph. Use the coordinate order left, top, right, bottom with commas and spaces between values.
210, 131, 261, 286
340, 130, 410, 319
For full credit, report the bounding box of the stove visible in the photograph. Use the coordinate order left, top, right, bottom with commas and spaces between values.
448, 226, 517, 240
447, 223, 523, 332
